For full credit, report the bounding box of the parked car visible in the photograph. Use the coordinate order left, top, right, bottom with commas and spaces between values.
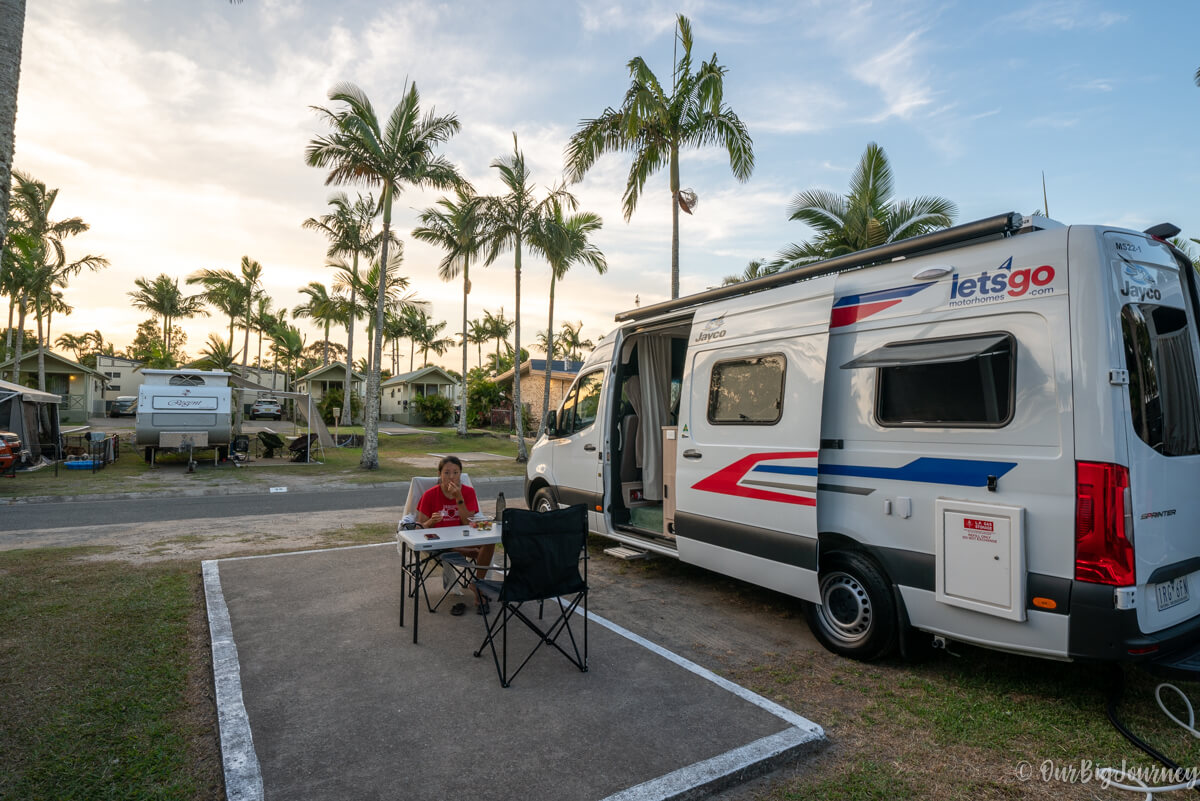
0, 430, 23, 472
108, 396, 137, 417
250, 398, 282, 421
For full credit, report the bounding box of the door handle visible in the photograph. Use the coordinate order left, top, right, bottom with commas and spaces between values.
682, 449, 702, 460
583, 444, 597, 451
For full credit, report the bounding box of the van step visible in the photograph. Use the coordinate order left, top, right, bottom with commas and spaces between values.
604, 546, 653, 561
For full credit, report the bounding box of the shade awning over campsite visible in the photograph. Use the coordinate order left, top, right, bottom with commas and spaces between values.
0, 377, 63, 404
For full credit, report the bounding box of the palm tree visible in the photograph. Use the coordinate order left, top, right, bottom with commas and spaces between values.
565, 14, 754, 300
302, 192, 396, 427
480, 135, 568, 461
269, 323, 306, 395
333, 249, 418, 375
187, 268, 241, 346
411, 311, 454, 368
721, 258, 778, 286
774, 142, 957, 269
127, 274, 207, 365
55, 331, 89, 362
480, 308, 513, 371
234, 256, 263, 374
293, 281, 341, 367
413, 186, 484, 436
467, 317, 489, 370
5, 171, 107, 389
306, 80, 464, 469
529, 197, 607, 436
250, 295, 274, 373
558, 320, 593, 362
192, 333, 240, 373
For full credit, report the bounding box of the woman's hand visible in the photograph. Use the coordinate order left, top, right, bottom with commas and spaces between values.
426, 511, 444, 527
443, 480, 462, 501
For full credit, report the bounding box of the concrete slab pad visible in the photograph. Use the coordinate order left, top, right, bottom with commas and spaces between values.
204, 544, 825, 801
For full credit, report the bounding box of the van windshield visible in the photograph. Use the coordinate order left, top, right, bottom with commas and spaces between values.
1120, 303, 1200, 455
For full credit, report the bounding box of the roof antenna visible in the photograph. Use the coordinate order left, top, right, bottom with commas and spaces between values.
1042, 171, 1049, 219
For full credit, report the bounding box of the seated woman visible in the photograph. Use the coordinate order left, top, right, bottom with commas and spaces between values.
417, 455, 495, 615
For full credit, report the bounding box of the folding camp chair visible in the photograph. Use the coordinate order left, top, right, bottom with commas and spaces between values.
396, 474, 481, 614
257, 431, 286, 458
472, 504, 589, 688
289, 433, 318, 462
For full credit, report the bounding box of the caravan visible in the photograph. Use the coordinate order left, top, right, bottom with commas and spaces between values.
526, 213, 1200, 665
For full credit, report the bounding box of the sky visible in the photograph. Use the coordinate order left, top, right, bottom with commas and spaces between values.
13, 0, 1200, 373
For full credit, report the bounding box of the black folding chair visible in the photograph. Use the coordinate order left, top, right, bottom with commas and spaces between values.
473, 504, 588, 687
257, 431, 285, 458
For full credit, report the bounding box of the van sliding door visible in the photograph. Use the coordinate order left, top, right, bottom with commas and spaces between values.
673, 278, 834, 601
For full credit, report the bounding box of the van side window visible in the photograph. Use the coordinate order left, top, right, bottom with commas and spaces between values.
560, 370, 603, 434
707, 354, 785, 425
867, 333, 1015, 427
1121, 304, 1200, 455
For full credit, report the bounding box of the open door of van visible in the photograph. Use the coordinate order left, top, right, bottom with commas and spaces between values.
672, 276, 836, 601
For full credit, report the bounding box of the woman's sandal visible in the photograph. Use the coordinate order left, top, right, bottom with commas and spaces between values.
475, 600, 490, 616
450, 602, 466, 616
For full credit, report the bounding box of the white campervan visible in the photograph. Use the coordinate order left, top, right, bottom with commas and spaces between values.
526, 213, 1200, 667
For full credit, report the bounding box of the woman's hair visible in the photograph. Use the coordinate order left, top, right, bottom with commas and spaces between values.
437, 455, 463, 474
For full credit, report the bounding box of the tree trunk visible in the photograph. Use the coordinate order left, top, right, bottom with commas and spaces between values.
670, 143, 681, 300
322, 322, 329, 367
458, 256, 468, 436
537, 273, 556, 439
513, 237, 526, 462
341, 252, 357, 427
34, 295, 44, 391
11, 296, 25, 384
360, 189, 390, 470
0, 0, 25, 263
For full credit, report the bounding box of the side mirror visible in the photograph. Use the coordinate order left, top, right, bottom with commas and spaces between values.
544, 409, 558, 437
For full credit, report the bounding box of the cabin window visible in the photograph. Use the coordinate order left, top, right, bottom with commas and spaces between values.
169, 374, 204, 387
849, 333, 1014, 427
559, 370, 603, 434
707, 354, 785, 425
1121, 303, 1200, 455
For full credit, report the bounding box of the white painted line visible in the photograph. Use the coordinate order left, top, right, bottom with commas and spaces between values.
600, 728, 817, 801
584, 607, 824, 735
201, 560, 264, 801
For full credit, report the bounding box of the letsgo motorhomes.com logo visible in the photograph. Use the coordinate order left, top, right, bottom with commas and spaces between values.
948, 256, 1057, 308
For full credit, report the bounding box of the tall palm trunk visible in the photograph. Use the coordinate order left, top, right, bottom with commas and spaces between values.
670, 144, 681, 300
513, 237, 526, 461
34, 295, 44, 390
361, 189, 390, 469
11, 295, 25, 384
0, 0, 25, 263
458, 257, 469, 435
341, 254, 358, 427
322, 321, 330, 367
537, 273, 557, 438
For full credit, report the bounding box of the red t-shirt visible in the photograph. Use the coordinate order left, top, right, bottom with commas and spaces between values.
417, 484, 479, 527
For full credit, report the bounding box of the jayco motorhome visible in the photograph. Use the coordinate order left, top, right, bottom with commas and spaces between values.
526, 213, 1200, 667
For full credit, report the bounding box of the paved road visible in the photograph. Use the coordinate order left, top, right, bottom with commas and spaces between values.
0, 476, 526, 532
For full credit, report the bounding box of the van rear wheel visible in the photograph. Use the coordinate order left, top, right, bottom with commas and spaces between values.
803, 552, 897, 661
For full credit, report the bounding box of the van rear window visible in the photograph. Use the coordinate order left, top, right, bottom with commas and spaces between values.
1121, 303, 1200, 455
872, 334, 1014, 427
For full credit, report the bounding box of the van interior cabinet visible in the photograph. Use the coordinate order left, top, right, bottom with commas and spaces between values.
662, 426, 677, 535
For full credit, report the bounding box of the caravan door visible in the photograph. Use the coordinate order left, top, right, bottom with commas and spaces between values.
673, 277, 835, 601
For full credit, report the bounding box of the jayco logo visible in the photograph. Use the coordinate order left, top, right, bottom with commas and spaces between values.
949, 256, 1056, 300
696, 314, 727, 343
1119, 262, 1161, 301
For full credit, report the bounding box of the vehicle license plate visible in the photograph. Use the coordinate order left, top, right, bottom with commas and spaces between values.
1155, 575, 1190, 612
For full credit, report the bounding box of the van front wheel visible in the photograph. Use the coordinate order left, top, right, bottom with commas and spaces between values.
532, 487, 557, 513
803, 552, 897, 661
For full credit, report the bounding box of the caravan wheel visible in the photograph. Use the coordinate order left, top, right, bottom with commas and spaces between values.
803, 552, 897, 661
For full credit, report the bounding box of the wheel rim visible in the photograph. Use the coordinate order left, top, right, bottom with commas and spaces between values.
817, 570, 873, 645
535, 494, 555, 513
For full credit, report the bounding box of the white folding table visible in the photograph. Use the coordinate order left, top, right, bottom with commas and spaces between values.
396, 523, 503, 644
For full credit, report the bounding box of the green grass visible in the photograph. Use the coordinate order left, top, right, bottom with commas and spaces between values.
0, 549, 217, 800
0, 427, 523, 499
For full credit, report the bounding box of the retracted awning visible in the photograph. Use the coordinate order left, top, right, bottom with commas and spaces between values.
840, 333, 1010, 370
0, 377, 63, 404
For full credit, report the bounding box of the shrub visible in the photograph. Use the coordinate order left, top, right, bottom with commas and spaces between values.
317, 387, 361, 425
413, 393, 454, 426
467, 375, 504, 427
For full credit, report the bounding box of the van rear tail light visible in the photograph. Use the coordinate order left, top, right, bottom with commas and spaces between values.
1075, 461, 1135, 585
